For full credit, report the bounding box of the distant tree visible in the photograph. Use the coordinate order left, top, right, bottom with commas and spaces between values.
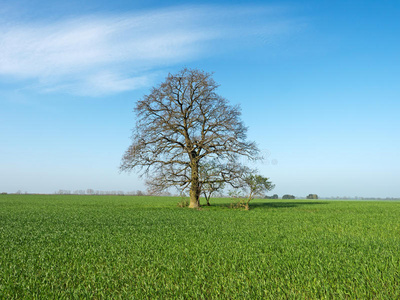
56, 189, 71, 195
306, 194, 318, 199
282, 194, 295, 199
73, 190, 85, 195
240, 173, 275, 210
265, 194, 278, 199
120, 68, 259, 208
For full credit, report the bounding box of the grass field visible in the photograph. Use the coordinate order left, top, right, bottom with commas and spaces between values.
1, 194, 400, 299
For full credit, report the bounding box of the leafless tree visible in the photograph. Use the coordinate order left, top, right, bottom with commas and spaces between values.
199, 160, 226, 206
120, 68, 259, 208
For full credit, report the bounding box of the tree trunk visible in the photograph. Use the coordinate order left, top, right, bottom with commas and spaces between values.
189, 162, 201, 208
245, 195, 252, 210
189, 188, 200, 208
203, 192, 211, 206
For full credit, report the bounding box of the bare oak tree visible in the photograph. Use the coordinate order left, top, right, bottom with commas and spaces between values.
120, 68, 259, 208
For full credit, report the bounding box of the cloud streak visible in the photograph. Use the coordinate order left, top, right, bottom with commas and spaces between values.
0, 5, 299, 96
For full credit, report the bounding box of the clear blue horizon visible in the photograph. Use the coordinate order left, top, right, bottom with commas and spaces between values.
1, 0, 399, 198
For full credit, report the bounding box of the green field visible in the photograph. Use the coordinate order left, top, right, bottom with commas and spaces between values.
1, 194, 400, 299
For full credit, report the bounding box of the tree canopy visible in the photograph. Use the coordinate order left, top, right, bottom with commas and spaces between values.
241, 174, 275, 209
120, 68, 259, 208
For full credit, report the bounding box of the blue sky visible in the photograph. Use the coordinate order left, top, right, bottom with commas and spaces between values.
1, 0, 399, 197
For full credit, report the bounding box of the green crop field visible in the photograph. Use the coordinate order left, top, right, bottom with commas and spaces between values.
1, 194, 400, 299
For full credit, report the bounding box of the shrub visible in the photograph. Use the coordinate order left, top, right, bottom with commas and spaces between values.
177, 199, 189, 208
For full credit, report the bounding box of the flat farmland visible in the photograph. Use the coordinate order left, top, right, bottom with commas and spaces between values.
1, 194, 400, 299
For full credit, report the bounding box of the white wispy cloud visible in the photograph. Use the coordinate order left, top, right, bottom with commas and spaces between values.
0, 5, 300, 96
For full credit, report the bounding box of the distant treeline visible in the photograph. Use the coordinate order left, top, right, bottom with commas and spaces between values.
2, 191, 399, 201
3, 190, 151, 196
265, 194, 296, 199
54, 189, 152, 196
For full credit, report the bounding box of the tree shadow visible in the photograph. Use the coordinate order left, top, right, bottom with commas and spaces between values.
249, 201, 328, 209
208, 200, 328, 210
